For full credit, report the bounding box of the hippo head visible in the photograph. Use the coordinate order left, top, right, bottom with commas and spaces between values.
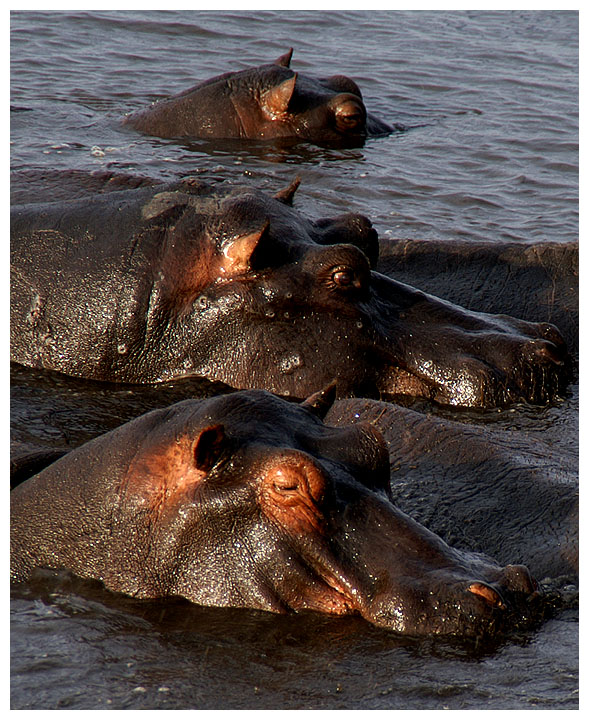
242, 49, 393, 146
10, 388, 541, 637
123, 50, 394, 147
136, 177, 570, 408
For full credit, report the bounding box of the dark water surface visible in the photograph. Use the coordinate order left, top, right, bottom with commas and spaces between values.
10, 9, 578, 710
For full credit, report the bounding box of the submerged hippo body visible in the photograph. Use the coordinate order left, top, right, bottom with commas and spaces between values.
10, 176, 570, 408
10, 388, 540, 637
123, 50, 395, 146
327, 397, 578, 581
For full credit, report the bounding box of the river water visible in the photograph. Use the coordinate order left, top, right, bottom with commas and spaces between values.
10, 9, 578, 710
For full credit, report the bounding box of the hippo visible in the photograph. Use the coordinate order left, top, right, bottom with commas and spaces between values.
122, 49, 396, 147
326, 397, 578, 581
10, 175, 571, 408
10, 387, 541, 637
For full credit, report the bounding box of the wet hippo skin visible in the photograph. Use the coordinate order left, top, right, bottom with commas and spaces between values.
10, 387, 542, 638
122, 49, 396, 147
326, 397, 578, 581
378, 238, 578, 355
10, 176, 571, 408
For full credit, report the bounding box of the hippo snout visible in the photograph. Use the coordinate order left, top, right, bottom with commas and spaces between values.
365, 565, 540, 637
467, 563, 538, 610
497, 563, 539, 595
329, 488, 542, 637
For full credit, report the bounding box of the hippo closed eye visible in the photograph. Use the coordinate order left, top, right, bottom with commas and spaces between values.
122, 49, 395, 147
10, 388, 541, 637
10, 175, 571, 408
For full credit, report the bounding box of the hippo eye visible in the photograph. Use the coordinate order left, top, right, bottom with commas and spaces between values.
334, 100, 365, 132
273, 478, 299, 493
331, 266, 357, 288
338, 112, 362, 128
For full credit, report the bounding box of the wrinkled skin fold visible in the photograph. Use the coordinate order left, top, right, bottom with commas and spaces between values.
10, 388, 541, 637
10, 175, 571, 408
122, 49, 396, 147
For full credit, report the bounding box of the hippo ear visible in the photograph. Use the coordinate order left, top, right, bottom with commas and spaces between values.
317, 423, 391, 496
275, 48, 293, 67
141, 191, 191, 221
302, 382, 338, 420
192, 424, 226, 473
322, 74, 363, 99
261, 74, 297, 118
220, 221, 271, 276
274, 176, 301, 206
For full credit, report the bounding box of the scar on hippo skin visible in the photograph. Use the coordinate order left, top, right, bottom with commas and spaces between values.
10, 388, 544, 638
122, 49, 397, 147
10, 175, 572, 408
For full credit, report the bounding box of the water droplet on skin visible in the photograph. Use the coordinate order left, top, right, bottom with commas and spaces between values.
117, 343, 128, 355
356, 321, 363, 329
197, 295, 208, 309
279, 353, 304, 374
265, 309, 275, 318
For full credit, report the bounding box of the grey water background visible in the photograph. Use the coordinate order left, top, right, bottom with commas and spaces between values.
10, 9, 578, 710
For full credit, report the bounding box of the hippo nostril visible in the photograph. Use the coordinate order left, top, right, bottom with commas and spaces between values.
531, 340, 565, 366
500, 564, 538, 594
467, 582, 506, 609
538, 322, 565, 346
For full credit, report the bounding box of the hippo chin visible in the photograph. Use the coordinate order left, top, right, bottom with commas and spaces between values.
122, 49, 395, 147
11, 175, 570, 409
10, 387, 540, 637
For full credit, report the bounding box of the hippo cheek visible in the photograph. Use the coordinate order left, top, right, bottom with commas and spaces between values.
218, 313, 381, 401
255, 454, 366, 615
